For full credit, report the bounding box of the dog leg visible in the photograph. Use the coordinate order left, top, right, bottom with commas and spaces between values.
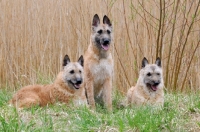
85, 78, 96, 110
102, 78, 112, 111
19, 98, 40, 108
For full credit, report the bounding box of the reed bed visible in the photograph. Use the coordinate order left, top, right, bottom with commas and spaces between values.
0, 0, 200, 93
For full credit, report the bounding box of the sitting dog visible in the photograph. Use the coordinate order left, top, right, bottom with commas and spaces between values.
84, 14, 113, 111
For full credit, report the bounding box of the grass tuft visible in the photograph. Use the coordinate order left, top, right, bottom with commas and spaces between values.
1, 89, 200, 131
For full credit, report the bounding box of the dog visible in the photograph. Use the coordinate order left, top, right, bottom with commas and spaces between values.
84, 14, 113, 111
127, 57, 164, 106
10, 55, 87, 108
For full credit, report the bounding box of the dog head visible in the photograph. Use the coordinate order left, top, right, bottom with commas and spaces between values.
139, 57, 164, 91
91, 14, 113, 51
62, 55, 84, 90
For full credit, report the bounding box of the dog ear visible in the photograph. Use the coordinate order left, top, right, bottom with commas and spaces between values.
92, 14, 100, 27
142, 57, 148, 68
63, 54, 70, 67
103, 15, 112, 26
155, 57, 161, 67
78, 55, 84, 67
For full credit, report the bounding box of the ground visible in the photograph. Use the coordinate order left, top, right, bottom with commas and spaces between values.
0, 89, 200, 131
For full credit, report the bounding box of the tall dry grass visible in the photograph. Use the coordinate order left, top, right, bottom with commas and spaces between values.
0, 0, 200, 93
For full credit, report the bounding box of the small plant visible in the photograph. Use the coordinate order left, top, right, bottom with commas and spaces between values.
1, 89, 200, 131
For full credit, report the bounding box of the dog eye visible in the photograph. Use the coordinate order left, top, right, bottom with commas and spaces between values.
69, 70, 74, 74
107, 30, 111, 34
97, 30, 102, 34
147, 72, 151, 76
79, 70, 82, 73
157, 73, 160, 76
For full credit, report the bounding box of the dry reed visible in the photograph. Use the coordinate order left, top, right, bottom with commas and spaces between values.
0, 0, 200, 93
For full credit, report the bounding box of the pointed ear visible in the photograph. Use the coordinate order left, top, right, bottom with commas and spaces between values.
63, 54, 70, 67
92, 14, 100, 27
78, 55, 84, 67
155, 57, 161, 67
142, 57, 148, 68
103, 15, 112, 26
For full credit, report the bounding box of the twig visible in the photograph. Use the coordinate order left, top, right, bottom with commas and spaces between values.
165, 0, 180, 87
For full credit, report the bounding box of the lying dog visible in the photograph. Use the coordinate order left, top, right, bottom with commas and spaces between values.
127, 57, 164, 106
10, 55, 87, 108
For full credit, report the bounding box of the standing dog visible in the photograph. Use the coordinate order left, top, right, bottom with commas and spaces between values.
10, 55, 87, 108
84, 14, 113, 111
127, 57, 164, 106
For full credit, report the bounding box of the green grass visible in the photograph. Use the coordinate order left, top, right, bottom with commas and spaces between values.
1, 89, 200, 131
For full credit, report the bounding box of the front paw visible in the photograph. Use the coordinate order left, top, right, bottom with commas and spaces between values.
90, 104, 96, 111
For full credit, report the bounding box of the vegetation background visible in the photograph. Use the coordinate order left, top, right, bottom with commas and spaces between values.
0, 0, 200, 92
1, 0, 200, 131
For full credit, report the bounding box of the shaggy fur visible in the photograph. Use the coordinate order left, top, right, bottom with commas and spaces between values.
10, 55, 87, 108
84, 14, 113, 111
127, 57, 164, 106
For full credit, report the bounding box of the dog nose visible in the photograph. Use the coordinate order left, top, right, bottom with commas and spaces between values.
152, 81, 160, 86
103, 38, 110, 45
76, 78, 82, 84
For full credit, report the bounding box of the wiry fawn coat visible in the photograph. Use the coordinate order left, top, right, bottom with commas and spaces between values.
84, 14, 113, 111
10, 55, 87, 108
127, 58, 164, 106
